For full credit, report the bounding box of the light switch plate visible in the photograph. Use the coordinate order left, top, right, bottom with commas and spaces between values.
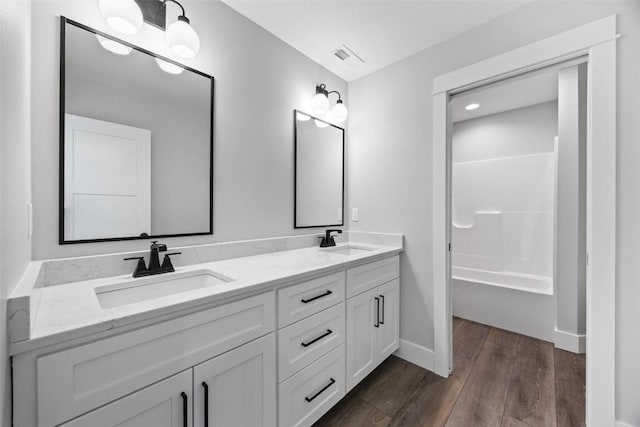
352, 208, 359, 222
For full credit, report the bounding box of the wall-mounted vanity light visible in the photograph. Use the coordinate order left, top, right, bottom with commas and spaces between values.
296, 111, 311, 122
96, 34, 132, 55
99, 0, 200, 58
99, 0, 143, 35
315, 119, 329, 128
310, 83, 348, 124
155, 58, 184, 74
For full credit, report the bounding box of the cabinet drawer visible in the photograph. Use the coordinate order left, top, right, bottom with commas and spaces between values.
278, 344, 345, 427
278, 272, 345, 327
278, 303, 345, 382
37, 291, 275, 427
346, 256, 399, 298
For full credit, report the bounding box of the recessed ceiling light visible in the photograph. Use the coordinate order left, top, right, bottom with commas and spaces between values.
465, 103, 480, 111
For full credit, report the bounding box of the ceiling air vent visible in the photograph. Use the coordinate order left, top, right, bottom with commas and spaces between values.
331, 45, 364, 67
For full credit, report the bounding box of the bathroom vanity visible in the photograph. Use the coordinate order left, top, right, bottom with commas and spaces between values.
10, 238, 401, 427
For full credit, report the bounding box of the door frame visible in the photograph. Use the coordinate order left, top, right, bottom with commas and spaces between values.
432, 15, 618, 426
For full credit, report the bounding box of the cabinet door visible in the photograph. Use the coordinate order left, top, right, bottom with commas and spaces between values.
346, 287, 379, 391
377, 279, 400, 360
61, 370, 192, 427
193, 334, 276, 427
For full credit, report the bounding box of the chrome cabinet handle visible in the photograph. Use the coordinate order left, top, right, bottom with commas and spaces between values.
301, 329, 333, 347
301, 290, 332, 304
305, 378, 336, 403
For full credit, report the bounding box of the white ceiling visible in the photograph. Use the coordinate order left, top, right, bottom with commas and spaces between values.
220, 0, 533, 82
451, 67, 559, 123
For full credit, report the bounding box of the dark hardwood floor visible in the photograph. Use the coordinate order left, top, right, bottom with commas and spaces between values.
314, 318, 585, 427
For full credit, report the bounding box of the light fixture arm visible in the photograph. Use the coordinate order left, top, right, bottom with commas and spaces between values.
162, 0, 187, 18
327, 90, 342, 102
316, 84, 343, 102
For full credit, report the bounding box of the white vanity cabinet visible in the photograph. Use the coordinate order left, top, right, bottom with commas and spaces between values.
13, 251, 401, 427
61, 334, 276, 427
346, 260, 400, 391
14, 291, 276, 427
193, 334, 276, 427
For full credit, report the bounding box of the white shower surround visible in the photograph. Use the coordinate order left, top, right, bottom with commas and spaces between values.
451, 150, 556, 342
452, 152, 556, 294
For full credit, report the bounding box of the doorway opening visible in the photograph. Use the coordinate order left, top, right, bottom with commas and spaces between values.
447, 60, 587, 424
431, 15, 617, 425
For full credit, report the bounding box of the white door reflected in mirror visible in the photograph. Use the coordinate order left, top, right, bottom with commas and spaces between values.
64, 114, 151, 241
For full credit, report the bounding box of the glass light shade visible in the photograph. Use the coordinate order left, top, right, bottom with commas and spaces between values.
99, 0, 143, 36
315, 119, 329, 128
310, 93, 330, 117
296, 111, 311, 121
166, 17, 200, 58
96, 35, 132, 55
155, 58, 184, 74
330, 102, 348, 123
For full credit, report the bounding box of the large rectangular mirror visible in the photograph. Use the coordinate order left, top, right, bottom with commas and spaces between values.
60, 17, 213, 244
294, 110, 344, 228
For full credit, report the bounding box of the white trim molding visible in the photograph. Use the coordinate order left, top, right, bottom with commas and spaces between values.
394, 339, 434, 371
432, 15, 617, 427
554, 328, 586, 354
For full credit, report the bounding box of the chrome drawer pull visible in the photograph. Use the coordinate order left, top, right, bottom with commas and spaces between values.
301, 329, 333, 347
305, 378, 336, 403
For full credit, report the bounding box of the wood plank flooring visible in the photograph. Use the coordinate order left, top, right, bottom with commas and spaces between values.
314, 318, 585, 427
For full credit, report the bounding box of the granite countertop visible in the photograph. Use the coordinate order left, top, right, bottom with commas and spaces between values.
11, 241, 402, 355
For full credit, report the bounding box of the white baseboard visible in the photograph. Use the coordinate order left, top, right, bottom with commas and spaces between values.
394, 339, 434, 371
554, 328, 586, 354
616, 420, 637, 427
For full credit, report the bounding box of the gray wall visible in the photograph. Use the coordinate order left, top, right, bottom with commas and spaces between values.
347, 2, 640, 424
556, 64, 587, 339
31, 0, 347, 259
0, 0, 33, 424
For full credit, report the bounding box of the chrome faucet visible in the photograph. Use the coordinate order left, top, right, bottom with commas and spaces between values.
319, 229, 343, 248
124, 241, 181, 278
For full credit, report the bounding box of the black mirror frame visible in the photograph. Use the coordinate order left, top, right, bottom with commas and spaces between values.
293, 109, 345, 229
58, 16, 215, 245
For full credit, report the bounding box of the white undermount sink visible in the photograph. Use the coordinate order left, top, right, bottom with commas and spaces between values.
320, 245, 375, 256
95, 270, 234, 309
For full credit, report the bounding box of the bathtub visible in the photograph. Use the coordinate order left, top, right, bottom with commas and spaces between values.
452, 270, 555, 342
452, 266, 553, 295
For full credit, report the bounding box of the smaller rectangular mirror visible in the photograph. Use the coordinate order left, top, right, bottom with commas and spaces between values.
294, 110, 344, 228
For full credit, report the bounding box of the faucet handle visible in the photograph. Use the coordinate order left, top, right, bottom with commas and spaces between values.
161, 252, 181, 270
124, 257, 147, 277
